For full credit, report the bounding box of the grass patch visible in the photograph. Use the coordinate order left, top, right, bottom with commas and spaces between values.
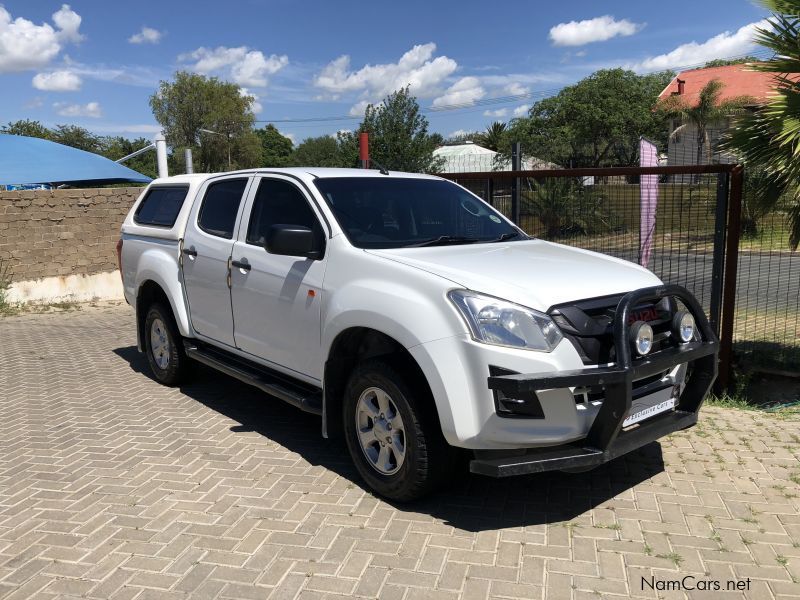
657, 552, 684, 566
705, 394, 759, 411
0, 259, 14, 315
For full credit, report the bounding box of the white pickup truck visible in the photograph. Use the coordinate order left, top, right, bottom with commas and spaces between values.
119, 168, 718, 501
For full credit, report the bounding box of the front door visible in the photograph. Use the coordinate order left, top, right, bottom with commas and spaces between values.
182, 176, 250, 347
230, 176, 328, 380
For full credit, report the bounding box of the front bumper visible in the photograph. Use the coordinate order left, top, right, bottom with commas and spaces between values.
471, 285, 718, 477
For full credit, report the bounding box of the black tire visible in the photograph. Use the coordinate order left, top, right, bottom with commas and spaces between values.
143, 302, 189, 386
342, 359, 456, 502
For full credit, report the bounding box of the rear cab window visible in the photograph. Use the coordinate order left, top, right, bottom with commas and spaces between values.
197, 178, 249, 239
134, 185, 190, 227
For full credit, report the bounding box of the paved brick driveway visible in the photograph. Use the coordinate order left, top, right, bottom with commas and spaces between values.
1, 304, 799, 600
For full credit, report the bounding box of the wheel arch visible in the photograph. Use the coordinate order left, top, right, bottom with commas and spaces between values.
323, 327, 441, 440
135, 278, 187, 351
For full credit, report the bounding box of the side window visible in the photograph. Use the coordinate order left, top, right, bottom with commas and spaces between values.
197, 178, 248, 239
246, 179, 322, 246
134, 185, 189, 227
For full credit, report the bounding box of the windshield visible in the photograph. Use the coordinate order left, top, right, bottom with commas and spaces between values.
313, 177, 526, 249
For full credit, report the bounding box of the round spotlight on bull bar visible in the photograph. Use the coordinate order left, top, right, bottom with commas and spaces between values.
629, 321, 654, 356
672, 310, 695, 343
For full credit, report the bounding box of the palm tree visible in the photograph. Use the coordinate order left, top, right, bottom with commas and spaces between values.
658, 79, 752, 167
724, 0, 800, 249
477, 121, 507, 151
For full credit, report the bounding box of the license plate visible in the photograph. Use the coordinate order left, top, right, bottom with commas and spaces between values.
623, 387, 676, 427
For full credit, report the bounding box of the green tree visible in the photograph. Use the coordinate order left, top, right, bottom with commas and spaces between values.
724, 0, 800, 249
256, 124, 294, 167
342, 87, 443, 173
658, 79, 752, 166
444, 130, 480, 144
1, 119, 54, 140
701, 56, 761, 68
51, 124, 102, 153
476, 121, 506, 151
99, 136, 159, 179
290, 135, 348, 167
150, 71, 261, 172
505, 69, 674, 167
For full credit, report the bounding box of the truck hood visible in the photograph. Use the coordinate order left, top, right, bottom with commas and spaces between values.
368, 239, 662, 311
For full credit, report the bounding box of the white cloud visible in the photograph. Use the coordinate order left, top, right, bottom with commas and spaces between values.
549, 15, 643, 47
52, 4, 83, 43
0, 4, 83, 73
432, 76, 485, 107
32, 70, 82, 91
128, 26, 162, 45
349, 99, 370, 117
68, 63, 162, 88
513, 104, 530, 117
239, 87, 263, 114
314, 43, 458, 101
283, 131, 296, 145
54, 101, 102, 118
180, 46, 288, 87
484, 108, 508, 118
503, 82, 529, 96
628, 20, 768, 72
448, 129, 470, 139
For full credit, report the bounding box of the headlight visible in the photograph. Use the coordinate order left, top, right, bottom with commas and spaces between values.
448, 290, 563, 352
672, 311, 695, 343
630, 321, 654, 356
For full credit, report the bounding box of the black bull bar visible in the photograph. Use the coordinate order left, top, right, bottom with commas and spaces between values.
471, 285, 719, 477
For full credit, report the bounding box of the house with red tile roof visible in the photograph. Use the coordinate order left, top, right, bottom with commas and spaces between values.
657, 63, 784, 168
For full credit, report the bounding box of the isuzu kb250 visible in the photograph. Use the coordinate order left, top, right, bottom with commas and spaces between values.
119, 168, 718, 501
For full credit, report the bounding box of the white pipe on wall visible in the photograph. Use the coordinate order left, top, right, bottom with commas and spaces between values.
154, 133, 168, 178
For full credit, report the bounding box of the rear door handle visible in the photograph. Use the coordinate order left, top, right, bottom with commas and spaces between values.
231, 259, 251, 271
182, 248, 197, 257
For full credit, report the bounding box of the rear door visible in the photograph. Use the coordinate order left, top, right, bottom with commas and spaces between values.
182, 176, 251, 347
230, 175, 328, 379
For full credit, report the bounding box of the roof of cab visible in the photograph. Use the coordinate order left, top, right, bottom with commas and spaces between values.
146, 167, 441, 186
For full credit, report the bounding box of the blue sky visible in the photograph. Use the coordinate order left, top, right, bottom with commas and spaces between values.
0, 0, 771, 145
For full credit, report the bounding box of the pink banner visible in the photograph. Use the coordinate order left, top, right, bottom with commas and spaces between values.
639, 138, 659, 268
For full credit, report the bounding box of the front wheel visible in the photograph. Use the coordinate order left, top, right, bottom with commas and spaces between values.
144, 303, 189, 386
342, 360, 456, 502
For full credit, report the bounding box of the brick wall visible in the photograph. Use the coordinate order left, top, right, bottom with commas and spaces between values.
0, 187, 142, 282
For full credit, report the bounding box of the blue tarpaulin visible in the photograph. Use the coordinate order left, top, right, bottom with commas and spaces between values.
0, 134, 152, 186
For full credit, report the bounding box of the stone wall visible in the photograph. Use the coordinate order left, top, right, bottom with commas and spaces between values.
0, 187, 142, 283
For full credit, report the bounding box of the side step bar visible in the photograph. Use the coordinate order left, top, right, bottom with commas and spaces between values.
183, 341, 322, 416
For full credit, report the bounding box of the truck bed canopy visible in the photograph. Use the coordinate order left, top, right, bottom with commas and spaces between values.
0, 134, 152, 187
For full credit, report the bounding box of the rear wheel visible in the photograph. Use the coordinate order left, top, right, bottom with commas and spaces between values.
144, 303, 189, 386
343, 360, 456, 502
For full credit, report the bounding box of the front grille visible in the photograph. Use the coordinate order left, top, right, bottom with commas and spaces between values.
549, 294, 677, 366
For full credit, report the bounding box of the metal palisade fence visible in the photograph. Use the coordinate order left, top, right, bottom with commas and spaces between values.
439, 159, 800, 387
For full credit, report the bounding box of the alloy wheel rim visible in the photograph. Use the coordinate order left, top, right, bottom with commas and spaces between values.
150, 318, 170, 370
355, 386, 406, 475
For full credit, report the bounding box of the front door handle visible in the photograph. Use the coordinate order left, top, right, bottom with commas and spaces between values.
182, 248, 197, 257
231, 259, 251, 272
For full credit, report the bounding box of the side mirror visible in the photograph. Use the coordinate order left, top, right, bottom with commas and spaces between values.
266, 224, 322, 259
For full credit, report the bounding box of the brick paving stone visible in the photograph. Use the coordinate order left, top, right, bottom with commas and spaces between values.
0, 303, 799, 599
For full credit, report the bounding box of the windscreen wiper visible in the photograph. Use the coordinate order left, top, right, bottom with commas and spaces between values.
408, 235, 481, 247
486, 231, 524, 243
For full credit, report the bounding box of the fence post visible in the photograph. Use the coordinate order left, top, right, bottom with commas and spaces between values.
511, 142, 521, 224
709, 171, 730, 335
484, 178, 494, 206
716, 164, 744, 393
